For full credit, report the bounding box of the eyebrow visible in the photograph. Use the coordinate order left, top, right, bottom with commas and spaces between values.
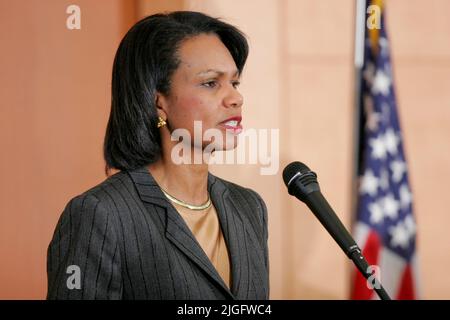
196, 69, 240, 78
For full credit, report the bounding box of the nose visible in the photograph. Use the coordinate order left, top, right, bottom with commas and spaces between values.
223, 87, 243, 109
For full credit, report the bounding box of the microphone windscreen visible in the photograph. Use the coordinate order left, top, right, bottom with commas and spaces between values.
282, 161, 311, 186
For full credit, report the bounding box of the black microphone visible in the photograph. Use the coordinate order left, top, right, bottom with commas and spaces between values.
283, 161, 391, 300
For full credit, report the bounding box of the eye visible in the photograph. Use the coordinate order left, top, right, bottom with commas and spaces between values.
202, 80, 217, 88
231, 80, 241, 88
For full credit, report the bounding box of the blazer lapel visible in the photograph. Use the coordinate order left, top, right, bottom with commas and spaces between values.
127, 167, 235, 299
207, 173, 250, 299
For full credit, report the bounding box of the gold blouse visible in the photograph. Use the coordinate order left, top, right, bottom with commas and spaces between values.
172, 202, 231, 289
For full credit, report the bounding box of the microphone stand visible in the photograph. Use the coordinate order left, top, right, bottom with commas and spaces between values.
349, 247, 391, 300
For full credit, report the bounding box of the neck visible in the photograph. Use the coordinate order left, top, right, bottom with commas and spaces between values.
148, 149, 210, 206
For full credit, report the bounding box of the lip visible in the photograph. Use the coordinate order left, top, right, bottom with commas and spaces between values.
220, 116, 242, 124
219, 116, 243, 134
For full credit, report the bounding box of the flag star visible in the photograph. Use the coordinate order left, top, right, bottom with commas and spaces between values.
379, 169, 390, 191
360, 170, 379, 196
369, 202, 384, 224
384, 129, 400, 155
363, 62, 375, 85
389, 222, 410, 249
391, 160, 407, 183
364, 95, 381, 132
399, 184, 413, 209
385, 62, 393, 78
378, 37, 389, 56
381, 102, 391, 124
372, 70, 391, 96
404, 215, 416, 237
382, 194, 399, 219
370, 136, 387, 159
364, 94, 373, 110
366, 112, 381, 132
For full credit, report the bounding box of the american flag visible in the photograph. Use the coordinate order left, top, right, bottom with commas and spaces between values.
351, 0, 420, 299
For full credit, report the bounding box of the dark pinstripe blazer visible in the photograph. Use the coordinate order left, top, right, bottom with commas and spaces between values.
47, 167, 269, 300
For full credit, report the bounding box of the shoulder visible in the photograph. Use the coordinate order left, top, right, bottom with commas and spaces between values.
212, 174, 267, 216
67, 170, 136, 209
214, 178, 270, 288
56, 170, 138, 231
211, 174, 269, 247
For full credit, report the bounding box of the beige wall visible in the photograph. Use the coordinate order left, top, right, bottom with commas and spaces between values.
1, 0, 449, 299
0, 0, 135, 299
387, 0, 450, 298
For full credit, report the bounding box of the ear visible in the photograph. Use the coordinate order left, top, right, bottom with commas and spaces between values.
155, 92, 169, 119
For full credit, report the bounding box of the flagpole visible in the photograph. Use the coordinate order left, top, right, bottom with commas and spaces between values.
349, 0, 367, 299
351, 0, 366, 231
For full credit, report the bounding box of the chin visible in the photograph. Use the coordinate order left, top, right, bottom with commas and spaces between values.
202, 138, 238, 152
221, 136, 239, 151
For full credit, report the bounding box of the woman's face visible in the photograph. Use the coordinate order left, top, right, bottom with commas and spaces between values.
157, 33, 244, 153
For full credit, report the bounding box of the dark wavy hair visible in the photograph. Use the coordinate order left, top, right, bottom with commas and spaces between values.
103, 11, 249, 174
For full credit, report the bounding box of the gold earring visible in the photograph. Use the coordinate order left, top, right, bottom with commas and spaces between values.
157, 116, 167, 128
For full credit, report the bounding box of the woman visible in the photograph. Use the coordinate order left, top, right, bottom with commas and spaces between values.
47, 11, 269, 300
